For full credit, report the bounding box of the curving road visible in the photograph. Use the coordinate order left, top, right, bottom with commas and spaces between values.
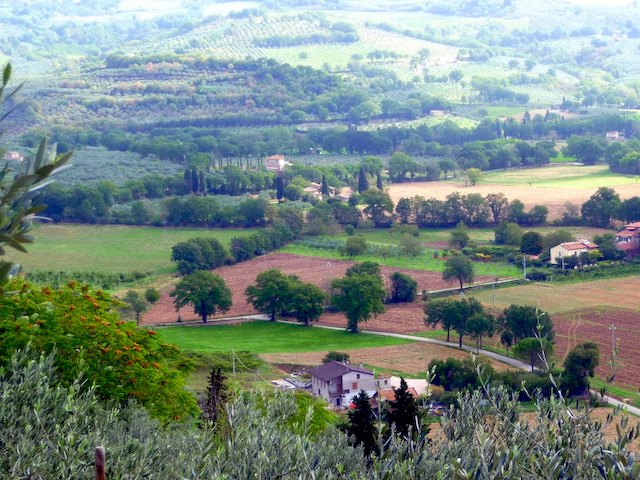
305, 322, 640, 416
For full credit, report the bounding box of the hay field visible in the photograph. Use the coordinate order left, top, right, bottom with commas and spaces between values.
387, 165, 640, 221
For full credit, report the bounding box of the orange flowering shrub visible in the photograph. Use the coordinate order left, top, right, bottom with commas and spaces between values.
0, 281, 198, 421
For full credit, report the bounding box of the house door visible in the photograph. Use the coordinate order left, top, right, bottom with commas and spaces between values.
336, 398, 341, 407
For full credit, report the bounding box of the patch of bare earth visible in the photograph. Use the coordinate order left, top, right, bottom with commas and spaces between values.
259, 343, 513, 375
387, 181, 640, 221
554, 307, 640, 390
142, 252, 491, 325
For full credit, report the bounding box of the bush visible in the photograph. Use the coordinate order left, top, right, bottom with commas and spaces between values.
145, 287, 161, 303
344, 224, 355, 235
322, 351, 350, 363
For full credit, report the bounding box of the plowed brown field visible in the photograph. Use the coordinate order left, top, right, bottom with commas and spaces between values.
554, 307, 640, 390
259, 343, 513, 375
141, 253, 491, 325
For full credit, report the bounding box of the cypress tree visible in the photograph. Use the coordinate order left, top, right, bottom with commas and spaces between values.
275, 176, 284, 202
321, 174, 329, 196
376, 173, 383, 190
199, 170, 206, 194
358, 166, 369, 193
347, 390, 378, 456
184, 168, 192, 193
386, 377, 419, 438
191, 167, 199, 193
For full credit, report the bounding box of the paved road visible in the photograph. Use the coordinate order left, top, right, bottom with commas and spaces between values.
154, 316, 640, 415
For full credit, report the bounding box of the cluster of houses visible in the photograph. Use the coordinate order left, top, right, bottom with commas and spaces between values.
294, 360, 439, 412
265, 155, 350, 202
549, 222, 640, 265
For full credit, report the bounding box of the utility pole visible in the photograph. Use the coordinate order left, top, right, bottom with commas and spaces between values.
232, 348, 236, 377
610, 324, 616, 353
492, 274, 496, 306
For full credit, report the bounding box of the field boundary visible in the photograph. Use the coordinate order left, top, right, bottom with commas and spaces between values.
424, 278, 527, 298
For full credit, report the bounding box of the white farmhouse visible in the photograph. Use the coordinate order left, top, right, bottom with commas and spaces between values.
549, 240, 598, 264
264, 155, 286, 172
310, 361, 376, 407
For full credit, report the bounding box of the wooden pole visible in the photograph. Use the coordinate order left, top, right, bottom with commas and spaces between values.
95, 446, 106, 480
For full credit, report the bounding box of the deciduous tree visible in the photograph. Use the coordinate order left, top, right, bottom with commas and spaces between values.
388, 272, 418, 303
342, 235, 367, 259
442, 254, 474, 291
513, 337, 554, 372
331, 268, 386, 333
171, 271, 232, 323
245, 269, 295, 321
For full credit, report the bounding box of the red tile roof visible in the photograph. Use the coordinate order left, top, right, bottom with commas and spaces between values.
558, 241, 598, 251
376, 388, 419, 402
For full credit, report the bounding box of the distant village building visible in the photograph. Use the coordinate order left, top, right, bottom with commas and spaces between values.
606, 131, 620, 141
549, 240, 599, 264
615, 222, 640, 258
3, 151, 23, 162
429, 110, 445, 117
264, 155, 286, 172
310, 361, 376, 407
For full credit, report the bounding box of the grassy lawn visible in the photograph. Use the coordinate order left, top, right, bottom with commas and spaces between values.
476, 165, 637, 189
281, 244, 520, 277
6, 224, 258, 274
159, 321, 414, 354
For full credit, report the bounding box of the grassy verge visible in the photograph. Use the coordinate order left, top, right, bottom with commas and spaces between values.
159, 321, 414, 354
591, 379, 640, 409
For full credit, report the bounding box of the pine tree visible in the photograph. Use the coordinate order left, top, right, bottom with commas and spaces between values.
347, 390, 378, 456
321, 174, 329, 196
376, 173, 383, 190
385, 377, 419, 438
358, 166, 369, 193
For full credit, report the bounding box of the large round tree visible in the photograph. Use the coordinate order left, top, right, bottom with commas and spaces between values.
171, 271, 232, 323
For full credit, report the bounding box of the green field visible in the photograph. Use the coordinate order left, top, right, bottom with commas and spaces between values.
483, 106, 527, 117
6, 224, 257, 274
311, 227, 494, 245
159, 321, 414, 354
472, 165, 638, 188
281, 244, 520, 277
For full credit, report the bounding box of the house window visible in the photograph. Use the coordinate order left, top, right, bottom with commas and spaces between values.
352, 382, 358, 390
356, 374, 360, 379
